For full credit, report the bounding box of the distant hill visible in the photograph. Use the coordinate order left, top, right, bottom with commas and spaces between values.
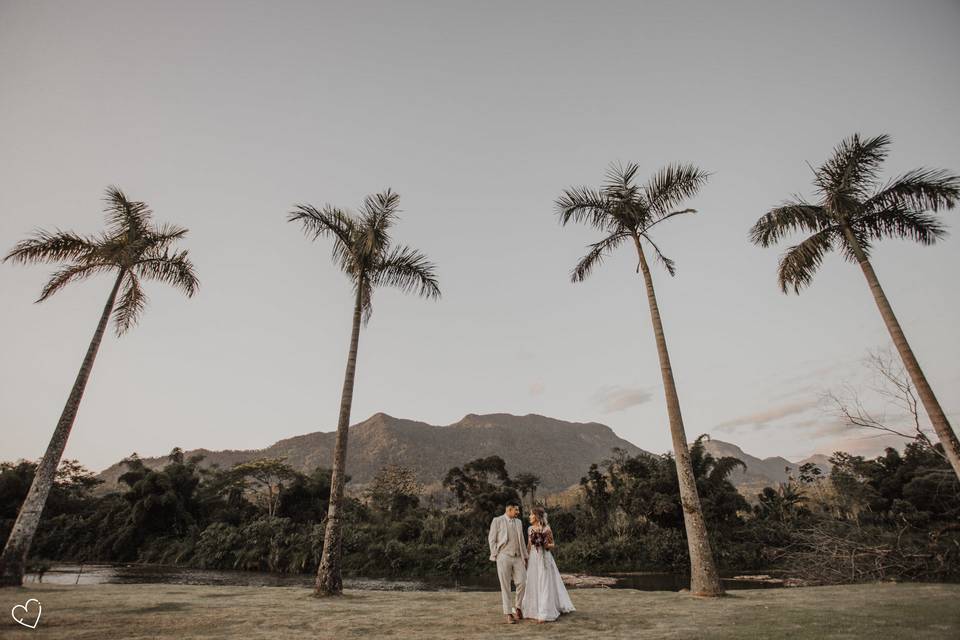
702, 439, 832, 497
95, 412, 649, 493
95, 413, 834, 497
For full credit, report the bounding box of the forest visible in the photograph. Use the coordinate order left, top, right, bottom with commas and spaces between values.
2, 436, 957, 585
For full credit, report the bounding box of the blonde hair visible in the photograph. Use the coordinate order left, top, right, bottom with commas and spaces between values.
531, 506, 548, 527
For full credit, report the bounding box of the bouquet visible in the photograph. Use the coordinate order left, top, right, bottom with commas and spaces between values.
529, 530, 546, 549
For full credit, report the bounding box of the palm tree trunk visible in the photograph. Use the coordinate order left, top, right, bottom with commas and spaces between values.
632, 235, 723, 596
0, 270, 125, 587
842, 227, 960, 481
315, 284, 364, 596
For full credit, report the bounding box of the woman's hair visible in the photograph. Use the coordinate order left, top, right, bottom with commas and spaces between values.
531, 506, 548, 527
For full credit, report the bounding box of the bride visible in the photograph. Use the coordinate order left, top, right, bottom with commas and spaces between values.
522, 507, 575, 623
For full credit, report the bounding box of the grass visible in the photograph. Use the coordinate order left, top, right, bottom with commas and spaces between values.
3, 582, 958, 639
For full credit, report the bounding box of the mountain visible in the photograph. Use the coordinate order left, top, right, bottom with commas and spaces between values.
702, 439, 832, 497
95, 413, 833, 497
96, 412, 649, 493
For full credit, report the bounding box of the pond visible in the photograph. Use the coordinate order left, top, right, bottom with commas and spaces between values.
25, 564, 785, 591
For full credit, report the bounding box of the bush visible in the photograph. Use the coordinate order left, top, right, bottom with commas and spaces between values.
194, 522, 242, 569
436, 535, 486, 577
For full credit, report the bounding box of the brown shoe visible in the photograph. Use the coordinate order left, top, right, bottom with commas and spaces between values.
515, 608, 524, 620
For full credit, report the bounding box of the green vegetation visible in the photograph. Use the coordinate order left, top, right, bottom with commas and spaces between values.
2, 436, 957, 584
2, 134, 958, 599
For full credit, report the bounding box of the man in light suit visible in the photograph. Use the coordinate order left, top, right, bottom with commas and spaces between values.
488, 503, 528, 624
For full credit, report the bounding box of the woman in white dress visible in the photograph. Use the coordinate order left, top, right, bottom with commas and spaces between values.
522, 507, 575, 623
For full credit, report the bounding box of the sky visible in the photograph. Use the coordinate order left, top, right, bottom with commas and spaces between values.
1, 0, 959, 472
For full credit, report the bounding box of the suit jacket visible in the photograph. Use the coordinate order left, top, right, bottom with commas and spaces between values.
488, 514, 528, 562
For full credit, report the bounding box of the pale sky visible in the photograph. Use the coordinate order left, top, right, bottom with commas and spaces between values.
2, 0, 959, 472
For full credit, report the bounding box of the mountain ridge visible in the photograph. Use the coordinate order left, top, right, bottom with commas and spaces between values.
700, 439, 832, 495
95, 412, 650, 493
94, 412, 833, 495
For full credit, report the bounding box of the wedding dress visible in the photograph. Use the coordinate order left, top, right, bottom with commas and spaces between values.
522, 526, 575, 622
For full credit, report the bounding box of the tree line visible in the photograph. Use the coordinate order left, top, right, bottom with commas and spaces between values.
2, 438, 956, 584
2, 133, 959, 599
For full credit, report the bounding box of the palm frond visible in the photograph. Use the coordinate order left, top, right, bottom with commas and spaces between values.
571, 232, 629, 282
758, 134, 957, 293
103, 186, 152, 236
645, 208, 697, 233
708, 457, 747, 484
603, 162, 641, 200
558, 162, 709, 281
4, 229, 99, 265
134, 249, 199, 297
864, 168, 960, 214
145, 223, 190, 252
749, 200, 828, 247
289, 204, 355, 249
113, 272, 147, 335
689, 434, 711, 475
815, 133, 891, 199
858, 205, 948, 246
359, 189, 401, 261
555, 186, 615, 231
644, 163, 710, 217
6, 187, 196, 324
777, 228, 838, 293
840, 225, 874, 263
361, 189, 401, 230
292, 191, 439, 324
372, 244, 441, 299
640, 233, 677, 276
37, 263, 114, 302
357, 277, 374, 324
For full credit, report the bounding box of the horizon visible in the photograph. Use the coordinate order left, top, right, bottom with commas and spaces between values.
2, 0, 959, 472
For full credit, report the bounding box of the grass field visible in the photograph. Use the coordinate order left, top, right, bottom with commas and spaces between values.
3, 582, 958, 639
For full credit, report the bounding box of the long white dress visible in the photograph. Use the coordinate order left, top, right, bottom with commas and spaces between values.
522, 526, 575, 622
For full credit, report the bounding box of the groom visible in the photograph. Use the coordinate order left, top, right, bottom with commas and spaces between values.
488, 502, 528, 624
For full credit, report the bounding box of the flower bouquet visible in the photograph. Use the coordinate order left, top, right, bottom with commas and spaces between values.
529, 530, 546, 549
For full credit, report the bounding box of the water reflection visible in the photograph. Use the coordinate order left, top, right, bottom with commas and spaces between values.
25, 564, 782, 592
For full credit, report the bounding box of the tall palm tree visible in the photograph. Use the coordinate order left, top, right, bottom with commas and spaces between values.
750, 134, 960, 481
556, 162, 723, 596
0, 187, 198, 587
288, 189, 440, 597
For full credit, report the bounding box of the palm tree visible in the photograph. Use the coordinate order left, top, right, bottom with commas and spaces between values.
513, 472, 541, 509
288, 189, 440, 596
556, 162, 724, 596
750, 133, 960, 481
689, 435, 747, 492
0, 187, 198, 587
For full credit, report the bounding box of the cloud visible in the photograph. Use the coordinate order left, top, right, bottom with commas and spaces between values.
813, 432, 906, 458
715, 400, 820, 433
768, 357, 861, 402
528, 382, 545, 396
806, 419, 857, 438
593, 386, 653, 413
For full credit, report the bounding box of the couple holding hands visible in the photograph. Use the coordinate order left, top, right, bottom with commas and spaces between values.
488, 503, 575, 624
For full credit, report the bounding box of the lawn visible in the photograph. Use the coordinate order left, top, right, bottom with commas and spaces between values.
3, 582, 958, 639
